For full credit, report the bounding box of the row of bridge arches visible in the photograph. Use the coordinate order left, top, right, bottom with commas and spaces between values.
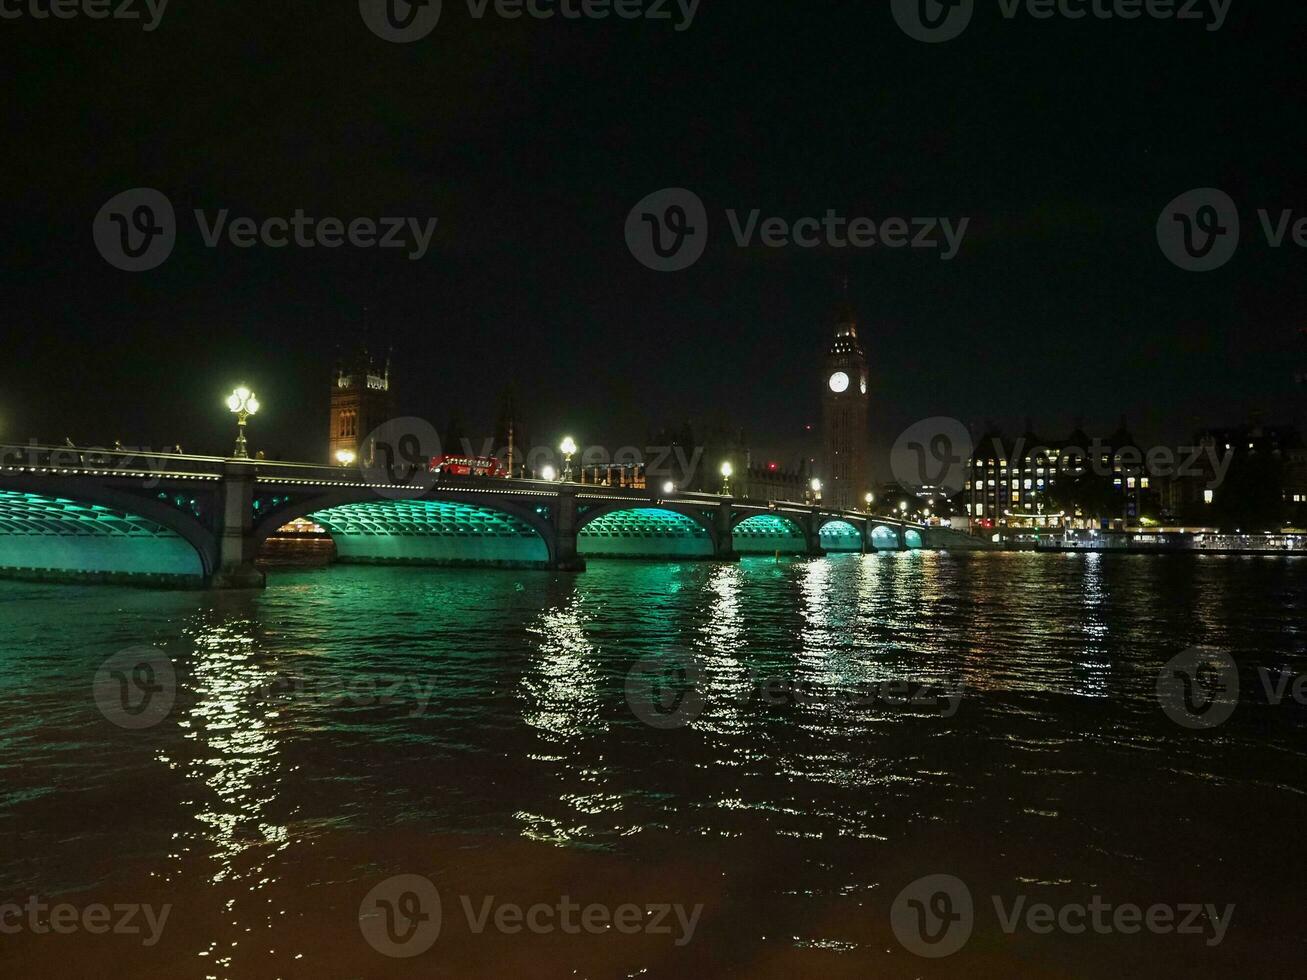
0, 490, 923, 587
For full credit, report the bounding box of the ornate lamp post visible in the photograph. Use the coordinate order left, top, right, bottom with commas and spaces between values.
865, 491, 874, 512
335, 449, 356, 467
225, 386, 260, 459
559, 436, 578, 482
810, 478, 822, 504
541, 464, 558, 482
720, 461, 733, 496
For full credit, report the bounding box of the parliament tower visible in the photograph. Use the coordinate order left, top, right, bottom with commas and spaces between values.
329, 346, 393, 465
820, 299, 870, 510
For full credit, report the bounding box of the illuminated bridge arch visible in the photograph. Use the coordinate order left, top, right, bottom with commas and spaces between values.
577, 505, 715, 559
818, 519, 864, 553
870, 525, 902, 551
904, 528, 924, 550
0, 488, 208, 586
733, 513, 808, 555
298, 498, 554, 568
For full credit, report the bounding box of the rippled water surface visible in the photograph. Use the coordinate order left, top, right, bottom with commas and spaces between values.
1, 552, 1305, 977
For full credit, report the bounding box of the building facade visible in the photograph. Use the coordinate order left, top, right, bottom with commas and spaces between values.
965, 422, 1156, 529
328, 348, 394, 465
821, 301, 870, 511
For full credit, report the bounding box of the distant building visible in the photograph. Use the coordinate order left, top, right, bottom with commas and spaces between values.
965, 420, 1156, 529
329, 346, 393, 465
820, 297, 871, 510
743, 461, 810, 504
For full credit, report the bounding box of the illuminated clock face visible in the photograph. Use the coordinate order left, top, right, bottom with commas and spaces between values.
828, 371, 850, 393
860, 375, 867, 394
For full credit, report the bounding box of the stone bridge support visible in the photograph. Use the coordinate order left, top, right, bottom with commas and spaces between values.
716, 500, 740, 561
213, 465, 266, 589
803, 510, 827, 557
551, 486, 587, 572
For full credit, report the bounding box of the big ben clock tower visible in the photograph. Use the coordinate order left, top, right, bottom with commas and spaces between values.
821, 298, 870, 510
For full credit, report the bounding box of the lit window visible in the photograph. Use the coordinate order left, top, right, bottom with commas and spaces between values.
1128, 478, 1136, 489
1204, 490, 1214, 504
1114, 478, 1123, 487
1141, 478, 1150, 489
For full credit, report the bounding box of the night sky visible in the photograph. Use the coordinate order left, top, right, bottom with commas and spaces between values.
3, 1, 1304, 468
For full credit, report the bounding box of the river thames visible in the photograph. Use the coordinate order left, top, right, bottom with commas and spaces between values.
2, 552, 1304, 977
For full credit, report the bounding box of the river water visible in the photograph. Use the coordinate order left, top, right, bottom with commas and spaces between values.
1, 552, 1304, 977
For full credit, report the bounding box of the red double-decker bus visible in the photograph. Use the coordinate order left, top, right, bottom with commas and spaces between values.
429, 454, 507, 478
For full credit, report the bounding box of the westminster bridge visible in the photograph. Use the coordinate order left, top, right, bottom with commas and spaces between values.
0, 446, 981, 589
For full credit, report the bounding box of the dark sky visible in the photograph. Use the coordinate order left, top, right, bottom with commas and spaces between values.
3, 1, 1304, 468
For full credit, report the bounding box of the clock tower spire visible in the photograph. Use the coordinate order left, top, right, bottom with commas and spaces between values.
821, 294, 870, 510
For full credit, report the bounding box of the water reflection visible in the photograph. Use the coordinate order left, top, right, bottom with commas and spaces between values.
176, 612, 287, 885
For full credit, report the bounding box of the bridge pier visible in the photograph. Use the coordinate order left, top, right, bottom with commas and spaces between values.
212, 465, 266, 589
804, 510, 827, 558
550, 486, 587, 572
715, 501, 740, 561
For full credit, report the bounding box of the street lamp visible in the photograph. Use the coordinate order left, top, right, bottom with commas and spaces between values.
335, 449, 356, 467
720, 461, 733, 495
662, 480, 676, 496
865, 491, 874, 512
541, 464, 558, 482
559, 436, 577, 482
226, 386, 260, 459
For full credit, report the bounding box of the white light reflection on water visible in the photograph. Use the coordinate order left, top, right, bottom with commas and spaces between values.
175, 614, 288, 885
517, 594, 613, 844
1075, 552, 1111, 698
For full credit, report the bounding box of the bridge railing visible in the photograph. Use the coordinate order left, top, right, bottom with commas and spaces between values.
0, 444, 229, 480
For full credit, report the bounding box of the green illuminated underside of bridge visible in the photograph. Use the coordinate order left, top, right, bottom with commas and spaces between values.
0, 490, 203, 582
820, 520, 863, 552
734, 514, 807, 554
579, 508, 713, 558
308, 499, 551, 566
